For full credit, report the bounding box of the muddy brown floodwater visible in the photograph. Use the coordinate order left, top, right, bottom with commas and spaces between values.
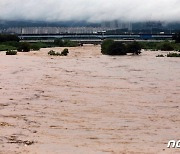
0, 45, 180, 154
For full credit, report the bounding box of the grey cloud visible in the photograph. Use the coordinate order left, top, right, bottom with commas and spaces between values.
0, 0, 180, 22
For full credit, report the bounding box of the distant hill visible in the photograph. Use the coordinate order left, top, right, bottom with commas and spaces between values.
0, 20, 180, 34
0, 20, 100, 28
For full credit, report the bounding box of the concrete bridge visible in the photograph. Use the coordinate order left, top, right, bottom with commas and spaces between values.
19, 33, 172, 41
20, 39, 165, 44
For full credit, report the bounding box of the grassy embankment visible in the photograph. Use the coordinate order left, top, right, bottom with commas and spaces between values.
1, 41, 180, 51
0, 41, 78, 51
0, 34, 79, 51
1, 34, 180, 52
139, 41, 180, 51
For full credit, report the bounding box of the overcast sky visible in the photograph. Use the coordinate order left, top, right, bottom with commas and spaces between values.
0, 0, 180, 22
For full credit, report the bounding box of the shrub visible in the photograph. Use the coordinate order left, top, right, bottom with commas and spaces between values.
6, 50, 17, 55
159, 42, 174, 51
48, 49, 69, 56
30, 44, 41, 51
156, 54, 164, 57
48, 50, 58, 56
127, 42, 142, 55
61, 48, 69, 56
17, 42, 30, 52
167, 53, 180, 57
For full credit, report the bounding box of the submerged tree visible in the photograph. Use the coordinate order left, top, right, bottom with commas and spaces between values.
101, 39, 141, 55
127, 41, 142, 55
101, 39, 114, 55
17, 42, 30, 52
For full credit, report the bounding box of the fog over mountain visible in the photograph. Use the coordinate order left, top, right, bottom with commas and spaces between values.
0, 0, 180, 22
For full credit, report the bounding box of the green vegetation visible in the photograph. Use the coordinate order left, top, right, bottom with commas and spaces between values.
127, 41, 142, 55
48, 49, 69, 56
156, 54, 164, 57
17, 42, 31, 52
0, 34, 20, 42
156, 53, 180, 57
167, 52, 180, 57
139, 41, 180, 51
101, 40, 141, 55
0, 34, 20, 51
48, 50, 61, 56
54, 39, 78, 47
0, 40, 76, 52
30, 42, 55, 48
101, 39, 115, 55
30, 44, 41, 51
0, 34, 78, 52
60, 48, 69, 56
0, 41, 52, 51
63, 40, 78, 47
139, 42, 159, 51
101, 39, 180, 56
54, 39, 64, 47
101, 40, 180, 55
1, 34, 180, 55
6, 50, 17, 55
107, 41, 127, 55
158, 42, 174, 51
0, 44, 17, 51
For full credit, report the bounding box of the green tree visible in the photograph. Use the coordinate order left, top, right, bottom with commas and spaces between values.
0, 34, 20, 42
101, 40, 142, 56
127, 42, 142, 55
30, 44, 40, 51
107, 42, 127, 55
17, 42, 31, 52
101, 39, 114, 55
